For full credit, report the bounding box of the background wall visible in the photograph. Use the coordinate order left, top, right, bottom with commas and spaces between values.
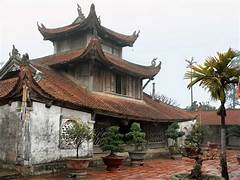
0, 102, 19, 163
30, 102, 93, 164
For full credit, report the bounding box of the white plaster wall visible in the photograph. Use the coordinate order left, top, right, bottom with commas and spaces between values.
30, 102, 93, 164
178, 120, 196, 146
0, 102, 19, 163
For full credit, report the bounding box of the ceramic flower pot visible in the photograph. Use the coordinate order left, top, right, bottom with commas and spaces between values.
102, 154, 125, 171
128, 150, 146, 166
66, 158, 91, 177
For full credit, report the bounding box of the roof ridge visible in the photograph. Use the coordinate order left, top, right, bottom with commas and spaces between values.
38, 4, 138, 46
31, 48, 85, 61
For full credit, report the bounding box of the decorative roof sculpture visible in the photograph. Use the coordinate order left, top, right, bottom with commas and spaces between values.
38, 4, 139, 47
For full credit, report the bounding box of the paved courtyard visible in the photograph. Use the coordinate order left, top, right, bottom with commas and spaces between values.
24, 150, 240, 180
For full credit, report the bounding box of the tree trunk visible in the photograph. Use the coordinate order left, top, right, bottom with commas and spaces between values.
77, 144, 80, 158
219, 104, 229, 180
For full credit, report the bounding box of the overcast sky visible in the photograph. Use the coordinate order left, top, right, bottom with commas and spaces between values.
0, 0, 240, 108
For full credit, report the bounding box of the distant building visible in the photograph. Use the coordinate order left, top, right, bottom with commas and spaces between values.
195, 109, 240, 147
0, 4, 194, 174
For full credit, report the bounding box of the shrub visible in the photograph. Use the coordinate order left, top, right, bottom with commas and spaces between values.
100, 126, 124, 155
184, 122, 204, 149
125, 122, 146, 151
165, 122, 185, 146
66, 121, 94, 158
184, 122, 205, 179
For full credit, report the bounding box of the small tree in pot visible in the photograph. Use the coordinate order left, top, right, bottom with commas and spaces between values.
165, 122, 185, 159
65, 121, 94, 177
125, 122, 147, 166
100, 126, 125, 171
172, 123, 224, 180
184, 122, 204, 179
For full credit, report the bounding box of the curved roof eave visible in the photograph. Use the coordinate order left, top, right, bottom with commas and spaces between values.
37, 4, 139, 47
37, 37, 161, 78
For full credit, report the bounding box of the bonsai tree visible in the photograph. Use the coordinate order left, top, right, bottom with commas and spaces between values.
185, 48, 239, 179
100, 126, 124, 156
165, 122, 185, 151
125, 122, 146, 151
184, 122, 204, 150
100, 126, 125, 171
66, 121, 94, 158
184, 122, 204, 179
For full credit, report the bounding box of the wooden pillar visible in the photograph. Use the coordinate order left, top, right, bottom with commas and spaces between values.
16, 84, 31, 165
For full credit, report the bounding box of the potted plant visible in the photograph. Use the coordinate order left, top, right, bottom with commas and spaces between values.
172, 122, 223, 180
165, 122, 185, 159
184, 122, 203, 157
125, 122, 147, 166
100, 126, 125, 171
65, 121, 94, 177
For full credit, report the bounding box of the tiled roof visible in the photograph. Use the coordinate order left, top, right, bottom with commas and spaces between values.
194, 110, 240, 125
0, 78, 18, 98
33, 49, 86, 66
38, 4, 138, 47
32, 38, 160, 78
0, 64, 194, 122
39, 65, 194, 121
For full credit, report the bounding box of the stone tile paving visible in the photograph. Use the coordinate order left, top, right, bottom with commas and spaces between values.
26, 150, 239, 180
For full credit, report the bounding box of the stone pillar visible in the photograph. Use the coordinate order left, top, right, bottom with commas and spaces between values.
88, 113, 96, 156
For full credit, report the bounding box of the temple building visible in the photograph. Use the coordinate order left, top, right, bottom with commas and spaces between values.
0, 4, 194, 174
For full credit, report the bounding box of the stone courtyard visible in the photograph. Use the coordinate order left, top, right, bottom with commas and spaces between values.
13, 150, 238, 180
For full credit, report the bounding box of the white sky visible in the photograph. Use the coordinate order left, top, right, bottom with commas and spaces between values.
1, 0, 240, 108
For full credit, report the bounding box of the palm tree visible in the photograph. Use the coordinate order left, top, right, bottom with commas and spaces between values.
185, 48, 239, 179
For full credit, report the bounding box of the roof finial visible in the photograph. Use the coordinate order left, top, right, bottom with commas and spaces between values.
9, 45, 21, 60
151, 57, 158, 66
21, 53, 30, 65
89, 3, 97, 16
98, 16, 101, 24
90, 3, 95, 11
77, 4, 85, 21
133, 30, 140, 37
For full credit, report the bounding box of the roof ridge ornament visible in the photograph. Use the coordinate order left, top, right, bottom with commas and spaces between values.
133, 30, 140, 37
151, 58, 157, 66
9, 45, 21, 61
98, 16, 101, 24
21, 53, 30, 65
90, 3, 95, 13
151, 58, 162, 68
77, 4, 85, 21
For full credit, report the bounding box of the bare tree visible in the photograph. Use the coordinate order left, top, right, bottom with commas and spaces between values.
185, 101, 216, 111
153, 94, 179, 107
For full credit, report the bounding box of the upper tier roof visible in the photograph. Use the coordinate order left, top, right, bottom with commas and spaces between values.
33, 37, 161, 78
38, 4, 139, 47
